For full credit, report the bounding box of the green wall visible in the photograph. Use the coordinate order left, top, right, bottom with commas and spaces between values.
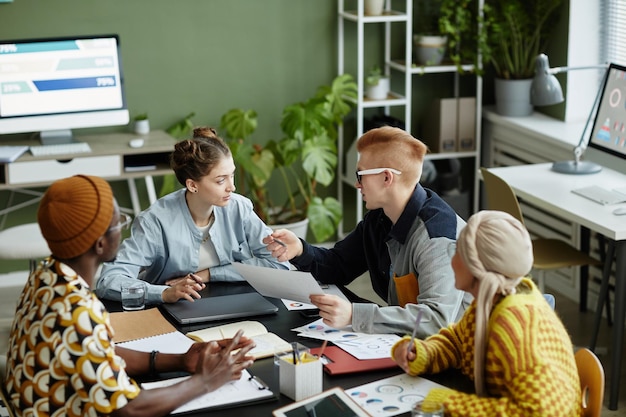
0, 0, 338, 272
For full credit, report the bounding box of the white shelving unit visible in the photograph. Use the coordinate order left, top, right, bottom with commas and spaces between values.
337, 0, 483, 237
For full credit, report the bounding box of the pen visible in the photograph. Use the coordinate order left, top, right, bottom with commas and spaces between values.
273, 238, 287, 247
406, 310, 423, 356
317, 340, 328, 358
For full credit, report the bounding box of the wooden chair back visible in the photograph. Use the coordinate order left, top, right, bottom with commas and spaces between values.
480, 167, 525, 224
575, 347, 605, 417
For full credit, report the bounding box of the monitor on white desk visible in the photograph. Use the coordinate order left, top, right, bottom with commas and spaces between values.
585, 63, 626, 177
0, 34, 129, 145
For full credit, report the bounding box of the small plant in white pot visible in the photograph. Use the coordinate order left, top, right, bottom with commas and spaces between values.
365, 66, 390, 100
364, 0, 385, 16
133, 113, 150, 135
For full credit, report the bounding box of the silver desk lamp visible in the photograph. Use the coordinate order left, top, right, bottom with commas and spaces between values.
530, 53, 608, 175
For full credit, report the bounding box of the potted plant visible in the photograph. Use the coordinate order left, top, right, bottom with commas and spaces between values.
365, 66, 390, 100
220, 74, 358, 242
364, 0, 385, 16
436, 0, 488, 73
413, 0, 447, 66
133, 113, 150, 135
484, 0, 563, 116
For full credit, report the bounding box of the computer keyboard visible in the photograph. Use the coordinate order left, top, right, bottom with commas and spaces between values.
571, 185, 626, 205
29, 142, 92, 157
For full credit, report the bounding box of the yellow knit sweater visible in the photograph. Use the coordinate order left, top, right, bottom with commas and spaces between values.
391, 279, 582, 416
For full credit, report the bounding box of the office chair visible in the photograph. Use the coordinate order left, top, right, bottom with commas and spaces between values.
0, 223, 49, 274
0, 354, 16, 417
480, 168, 601, 293
575, 348, 605, 417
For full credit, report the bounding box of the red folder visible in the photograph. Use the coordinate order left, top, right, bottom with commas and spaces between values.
309, 345, 399, 375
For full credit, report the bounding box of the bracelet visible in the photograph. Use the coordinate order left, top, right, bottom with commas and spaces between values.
149, 350, 159, 376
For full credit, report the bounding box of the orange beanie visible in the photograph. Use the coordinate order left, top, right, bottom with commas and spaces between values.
38, 175, 114, 259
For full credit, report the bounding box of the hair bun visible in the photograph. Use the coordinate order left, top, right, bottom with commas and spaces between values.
193, 126, 218, 139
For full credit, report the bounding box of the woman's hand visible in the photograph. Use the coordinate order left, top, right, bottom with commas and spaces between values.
162, 273, 206, 303
196, 331, 256, 392
392, 339, 417, 376
182, 336, 255, 374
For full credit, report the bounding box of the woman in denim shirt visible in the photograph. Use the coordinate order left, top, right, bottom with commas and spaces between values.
96, 127, 289, 304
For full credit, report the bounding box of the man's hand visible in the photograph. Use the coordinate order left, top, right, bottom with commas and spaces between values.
162, 273, 205, 303
262, 229, 303, 262
308, 294, 353, 329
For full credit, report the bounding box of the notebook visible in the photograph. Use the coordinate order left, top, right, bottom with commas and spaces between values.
160, 292, 278, 325
571, 185, 626, 205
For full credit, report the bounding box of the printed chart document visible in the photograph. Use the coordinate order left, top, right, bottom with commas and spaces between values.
346, 373, 445, 416
142, 369, 275, 414
187, 320, 292, 359
295, 318, 400, 375
293, 318, 400, 358
233, 263, 327, 304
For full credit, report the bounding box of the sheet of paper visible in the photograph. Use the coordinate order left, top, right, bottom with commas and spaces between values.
232, 263, 326, 304
117, 330, 194, 354
142, 369, 274, 414
293, 318, 400, 360
281, 284, 348, 310
346, 373, 445, 416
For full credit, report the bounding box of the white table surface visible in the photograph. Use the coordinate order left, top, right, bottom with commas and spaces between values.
488, 163, 626, 240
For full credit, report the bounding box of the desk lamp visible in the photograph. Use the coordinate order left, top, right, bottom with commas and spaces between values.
530, 54, 607, 175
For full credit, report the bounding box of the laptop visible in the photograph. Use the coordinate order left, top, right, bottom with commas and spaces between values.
160, 292, 278, 325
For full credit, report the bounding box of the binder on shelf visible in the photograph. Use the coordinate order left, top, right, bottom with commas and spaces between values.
309, 345, 399, 375
422, 98, 457, 153
457, 97, 476, 151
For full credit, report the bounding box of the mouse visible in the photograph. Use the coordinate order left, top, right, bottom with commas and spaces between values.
129, 138, 145, 149
612, 207, 626, 215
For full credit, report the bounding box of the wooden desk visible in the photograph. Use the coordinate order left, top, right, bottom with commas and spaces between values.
0, 130, 176, 216
487, 163, 626, 410
104, 283, 472, 416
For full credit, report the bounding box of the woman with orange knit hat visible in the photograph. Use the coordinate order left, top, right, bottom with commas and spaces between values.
391, 210, 582, 416
5, 175, 255, 417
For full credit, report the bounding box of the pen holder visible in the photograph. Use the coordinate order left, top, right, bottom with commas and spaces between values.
276, 342, 323, 401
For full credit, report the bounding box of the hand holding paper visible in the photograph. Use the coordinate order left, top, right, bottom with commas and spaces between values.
233, 263, 327, 304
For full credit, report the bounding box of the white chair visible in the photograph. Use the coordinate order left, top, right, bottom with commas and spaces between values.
0, 223, 49, 273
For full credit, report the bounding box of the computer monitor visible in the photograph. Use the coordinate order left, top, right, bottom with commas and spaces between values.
0, 34, 129, 145
585, 62, 626, 176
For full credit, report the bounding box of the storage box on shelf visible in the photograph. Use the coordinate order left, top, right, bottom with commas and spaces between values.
337, 0, 483, 236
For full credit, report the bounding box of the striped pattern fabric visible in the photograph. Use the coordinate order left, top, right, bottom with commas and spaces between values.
393, 279, 582, 416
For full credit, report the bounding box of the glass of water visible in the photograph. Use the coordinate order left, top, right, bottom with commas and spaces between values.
411, 400, 444, 417
121, 282, 146, 311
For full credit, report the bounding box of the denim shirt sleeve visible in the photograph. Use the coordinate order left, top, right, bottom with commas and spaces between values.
96, 191, 289, 304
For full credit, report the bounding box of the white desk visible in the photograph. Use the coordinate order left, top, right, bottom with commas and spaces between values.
0, 130, 176, 217
487, 163, 626, 410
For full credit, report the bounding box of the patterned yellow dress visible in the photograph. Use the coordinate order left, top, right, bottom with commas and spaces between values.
6, 258, 140, 417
